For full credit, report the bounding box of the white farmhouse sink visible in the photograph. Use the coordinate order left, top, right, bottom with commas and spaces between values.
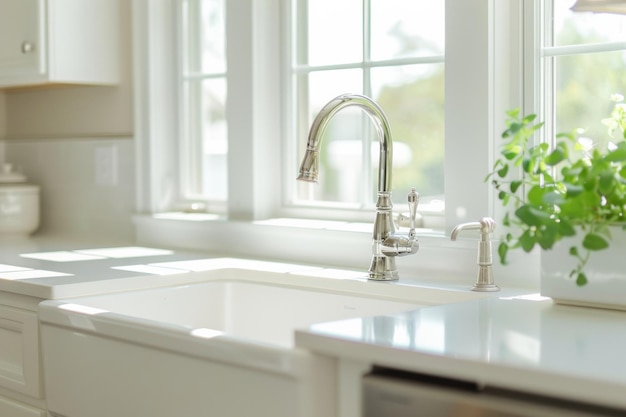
38, 264, 486, 417
47, 279, 420, 348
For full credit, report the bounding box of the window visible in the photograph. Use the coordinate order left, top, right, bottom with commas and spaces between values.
288, 0, 445, 214
180, 0, 227, 212
176, 0, 446, 220
542, 0, 626, 146
142, 0, 625, 288
165, 0, 501, 232
138, 0, 511, 231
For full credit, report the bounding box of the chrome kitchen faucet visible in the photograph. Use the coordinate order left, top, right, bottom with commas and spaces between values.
297, 94, 419, 281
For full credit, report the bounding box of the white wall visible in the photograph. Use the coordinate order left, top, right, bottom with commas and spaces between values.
5, 138, 135, 241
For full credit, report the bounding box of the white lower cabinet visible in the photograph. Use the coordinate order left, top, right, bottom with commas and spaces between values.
0, 305, 40, 397
0, 396, 46, 417
0, 300, 47, 417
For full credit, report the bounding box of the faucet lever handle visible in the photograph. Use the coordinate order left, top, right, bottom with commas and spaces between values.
407, 188, 419, 239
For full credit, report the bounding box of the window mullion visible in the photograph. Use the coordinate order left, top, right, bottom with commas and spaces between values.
180, 0, 202, 198
541, 0, 556, 147
444, 0, 494, 234
296, 0, 309, 170
188, 80, 204, 196
362, 0, 373, 207
294, 55, 446, 72
362, 0, 371, 65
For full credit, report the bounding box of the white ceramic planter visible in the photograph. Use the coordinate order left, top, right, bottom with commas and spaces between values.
541, 227, 626, 310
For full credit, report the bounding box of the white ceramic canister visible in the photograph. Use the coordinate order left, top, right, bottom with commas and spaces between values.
0, 164, 40, 236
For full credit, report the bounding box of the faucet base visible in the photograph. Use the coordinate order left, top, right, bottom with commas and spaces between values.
368, 256, 399, 281
471, 283, 500, 292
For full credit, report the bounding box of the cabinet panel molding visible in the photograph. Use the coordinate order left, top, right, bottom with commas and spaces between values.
0, 306, 40, 399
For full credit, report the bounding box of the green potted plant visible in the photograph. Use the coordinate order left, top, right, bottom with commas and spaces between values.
488, 95, 626, 308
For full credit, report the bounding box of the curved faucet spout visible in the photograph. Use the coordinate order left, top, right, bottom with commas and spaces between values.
296, 94, 393, 194
297, 93, 419, 281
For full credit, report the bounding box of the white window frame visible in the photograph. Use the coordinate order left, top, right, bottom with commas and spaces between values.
282, 0, 446, 223
539, 0, 626, 147
178, 0, 228, 212
133, 0, 541, 290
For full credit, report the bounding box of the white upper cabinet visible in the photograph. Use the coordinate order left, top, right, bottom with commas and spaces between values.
0, 0, 119, 88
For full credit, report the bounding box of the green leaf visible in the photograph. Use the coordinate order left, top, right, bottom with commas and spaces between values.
543, 191, 565, 205
576, 273, 588, 286
569, 246, 578, 256
498, 242, 509, 264
503, 122, 523, 138
536, 224, 558, 250
565, 183, 584, 197
562, 166, 583, 178
527, 185, 547, 206
510, 180, 522, 193
503, 150, 519, 161
582, 189, 602, 207
559, 199, 585, 218
582, 233, 610, 251
531, 121, 545, 132
505, 108, 521, 119
565, 190, 600, 212
583, 177, 597, 192
558, 220, 576, 237
515, 204, 550, 226
605, 142, 626, 162
519, 230, 536, 252
556, 132, 576, 142
497, 164, 509, 178
522, 114, 537, 124
545, 146, 566, 166
535, 143, 550, 154
537, 160, 548, 174
598, 170, 615, 193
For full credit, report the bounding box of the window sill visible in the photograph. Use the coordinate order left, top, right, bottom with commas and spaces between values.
134, 213, 540, 291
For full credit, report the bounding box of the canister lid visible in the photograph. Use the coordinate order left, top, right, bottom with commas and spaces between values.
0, 183, 39, 193
0, 163, 28, 183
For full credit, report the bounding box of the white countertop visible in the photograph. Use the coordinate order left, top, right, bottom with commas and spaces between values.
296, 294, 626, 411
0, 238, 220, 299
0, 237, 502, 301
7, 237, 626, 411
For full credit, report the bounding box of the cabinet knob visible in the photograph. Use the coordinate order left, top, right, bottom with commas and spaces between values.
21, 41, 35, 54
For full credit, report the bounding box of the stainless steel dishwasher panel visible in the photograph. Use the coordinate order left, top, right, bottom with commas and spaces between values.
363, 371, 624, 417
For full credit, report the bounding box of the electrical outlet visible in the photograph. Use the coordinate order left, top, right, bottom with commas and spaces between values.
94, 145, 118, 186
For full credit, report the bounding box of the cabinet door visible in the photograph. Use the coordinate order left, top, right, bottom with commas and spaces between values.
0, 305, 41, 399
0, 0, 46, 83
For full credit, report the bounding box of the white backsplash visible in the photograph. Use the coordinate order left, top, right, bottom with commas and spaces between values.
3, 138, 135, 241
